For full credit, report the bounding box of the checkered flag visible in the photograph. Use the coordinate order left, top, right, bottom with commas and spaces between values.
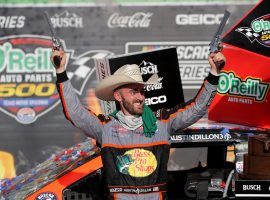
67, 51, 113, 95
236, 27, 260, 43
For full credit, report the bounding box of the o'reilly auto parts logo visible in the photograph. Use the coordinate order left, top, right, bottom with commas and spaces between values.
218, 72, 270, 102
236, 14, 270, 47
0, 35, 113, 124
107, 12, 152, 28
51, 10, 83, 28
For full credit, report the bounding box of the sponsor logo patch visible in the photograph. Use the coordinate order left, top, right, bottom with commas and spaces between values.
116, 149, 157, 177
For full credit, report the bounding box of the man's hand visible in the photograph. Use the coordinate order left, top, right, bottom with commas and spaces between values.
208, 52, 226, 75
51, 48, 66, 74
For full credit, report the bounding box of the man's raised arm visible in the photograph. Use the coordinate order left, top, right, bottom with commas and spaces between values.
51, 49, 103, 144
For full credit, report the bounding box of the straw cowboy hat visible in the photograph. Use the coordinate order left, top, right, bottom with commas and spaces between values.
95, 64, 158, 101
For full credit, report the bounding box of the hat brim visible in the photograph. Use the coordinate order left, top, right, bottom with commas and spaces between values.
95, 74, 158, 101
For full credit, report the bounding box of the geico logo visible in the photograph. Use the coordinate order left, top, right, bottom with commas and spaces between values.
0, 16, 25, 28
175, 14, 224, 25
145, 95, 167, 105
140, 65, 158, 75
51, 17, 83, 28
177, 45, 209, 60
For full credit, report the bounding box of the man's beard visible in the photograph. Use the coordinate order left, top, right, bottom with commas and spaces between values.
122, 98, 144, 115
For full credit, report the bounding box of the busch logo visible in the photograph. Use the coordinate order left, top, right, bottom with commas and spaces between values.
107, 12, 152, 28
139, 61, 158, 74
0, 35, 113, 124
218, 72, 269, 102
51, 10, 83, 28
243, 185, 261, 191
0, 16, 25, 28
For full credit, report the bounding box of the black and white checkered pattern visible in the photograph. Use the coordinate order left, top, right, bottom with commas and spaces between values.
67, 51, 112, 94
236, 27, 260, 42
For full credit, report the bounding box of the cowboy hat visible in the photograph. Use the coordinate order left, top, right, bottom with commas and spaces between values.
95, 64, 158, 101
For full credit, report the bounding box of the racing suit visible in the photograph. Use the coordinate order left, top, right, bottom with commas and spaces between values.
56, 71, 219, 200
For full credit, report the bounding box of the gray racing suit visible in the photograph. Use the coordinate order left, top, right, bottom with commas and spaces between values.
56, 71, 219, 200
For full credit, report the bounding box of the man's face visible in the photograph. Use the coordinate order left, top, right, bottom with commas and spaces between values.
115, 83, 145, 116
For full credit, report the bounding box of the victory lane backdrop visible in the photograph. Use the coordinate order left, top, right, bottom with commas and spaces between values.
0, 3, 255, 176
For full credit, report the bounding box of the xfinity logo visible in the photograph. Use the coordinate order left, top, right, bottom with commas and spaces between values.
0, 16, 25, 28
51, 10, 83, 28
176, 14, 225, 25
107, 12, 152, 28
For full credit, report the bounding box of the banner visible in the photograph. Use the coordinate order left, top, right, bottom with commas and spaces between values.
209, 0, 270, 128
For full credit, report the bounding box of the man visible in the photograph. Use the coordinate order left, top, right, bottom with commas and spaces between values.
52, 48, 225, 200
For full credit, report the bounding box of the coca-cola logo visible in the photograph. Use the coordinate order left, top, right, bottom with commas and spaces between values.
107, 12, 152, 28
144, 77, 163, 92
51, 10, 83, 28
